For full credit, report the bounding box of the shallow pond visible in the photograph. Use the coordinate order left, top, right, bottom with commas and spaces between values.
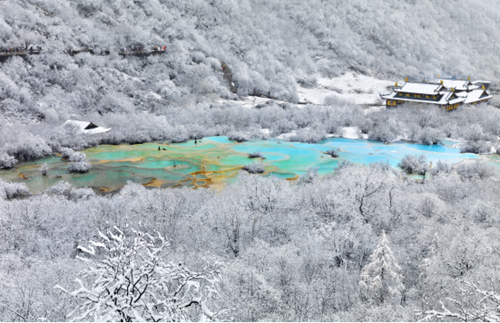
0, 137, 481, 192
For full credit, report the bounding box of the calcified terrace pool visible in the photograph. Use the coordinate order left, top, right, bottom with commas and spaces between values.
0, 137, 480, 193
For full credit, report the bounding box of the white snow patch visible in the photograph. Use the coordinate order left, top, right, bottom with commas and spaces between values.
298, 71, 394, 106
276, 131, 297, 140
240, 96, 270, 109
342, 126, 360, 139
62, 120, 112, 135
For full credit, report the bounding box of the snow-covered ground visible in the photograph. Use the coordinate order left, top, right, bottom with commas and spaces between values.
62, 120, 112, 135
237, 71, 395, 109
240, 95, 276, 109
298, 71, 395, 106
342, 126, 366, 140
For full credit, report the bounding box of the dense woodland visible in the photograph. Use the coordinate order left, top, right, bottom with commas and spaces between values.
2, 0, 500, 321
1, 162, 500, 321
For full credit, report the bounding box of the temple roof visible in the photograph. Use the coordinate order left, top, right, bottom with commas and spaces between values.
464, 90, 492, 104
436, 79, 470, 90
394, 83, 443, 95
380, 90, 466, 105
381, 78, 492, 107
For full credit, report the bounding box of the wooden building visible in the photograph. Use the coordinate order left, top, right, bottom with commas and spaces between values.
381, 78, 492, 111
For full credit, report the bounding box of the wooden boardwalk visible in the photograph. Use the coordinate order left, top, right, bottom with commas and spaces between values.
0, 49, 41, 62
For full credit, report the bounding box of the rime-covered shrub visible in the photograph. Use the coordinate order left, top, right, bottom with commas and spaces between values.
46, 181, 95, 200
324, 95, 349, 107
60, 148, 87, 162
271, 119, 298, 135
2, 135, 52, 163
333, 160, 356, 173
56, 229, 224, 321
60, 148, 75, 160
460, 141, 492, 154
0, 153, 17, 169
41, 163, 48, 176
243, 162, 265, 174
325, 149, 339, 157
464, 125, 491, 142
430, 161, 453, 176
368, 124, 398, 143
69, 152, 86, 162
416, 128, 444, 145
46, 181, 73, 197
398, 154, 428, 175
0, 179, 29, 199
299, 166, 319, 183
228, 132, 249, 143
456, 161, 496, 181
169, 127, 189, 143
290, 128, 327, 144
249, 151, 265, 159
68, 161, 92, 173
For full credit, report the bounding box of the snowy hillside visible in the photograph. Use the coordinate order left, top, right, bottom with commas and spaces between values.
2, 0, 500, 122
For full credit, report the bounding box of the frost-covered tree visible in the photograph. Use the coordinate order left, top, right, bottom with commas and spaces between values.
248, 151, 265, 159
228, 131, 249, 143
68, 161, 92, 173
420, 282, 500, 322
419, 233, 439, 279
56, 228, 226, 322
360, 231, 404, 304
0, 179, 29, 199
398, 154, 428, 177
41, 163, 48, 176
325, 148, 339, 158
429, 160, 453, 176
243, 162, 264, 174
456, 161, 496, 181
0, 153, 17, 169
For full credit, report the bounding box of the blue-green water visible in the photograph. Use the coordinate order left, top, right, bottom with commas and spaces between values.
0, 137, 482, 192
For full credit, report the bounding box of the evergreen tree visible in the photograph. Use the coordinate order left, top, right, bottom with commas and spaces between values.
360, 231, 404, 304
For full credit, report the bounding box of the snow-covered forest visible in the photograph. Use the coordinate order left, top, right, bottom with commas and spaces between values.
2, 0, 500, 166
2, 164, 500, 321
2, 0, 500, 321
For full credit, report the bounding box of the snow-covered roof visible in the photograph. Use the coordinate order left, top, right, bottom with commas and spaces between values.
467, 85, 480, 90
62, 120, 112, 134
437, 79, 469, 90
380, 91, 465, 105
381, 78, 492, 107
471, 80, 490, 85
464, 90, 492, 104
395, 83, 442, 95
448, 97, 466, 105
380, 92, 397, 100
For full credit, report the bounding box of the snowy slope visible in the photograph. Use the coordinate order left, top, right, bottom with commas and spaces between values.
1, 0, 500, 122
298, 72, 394, 106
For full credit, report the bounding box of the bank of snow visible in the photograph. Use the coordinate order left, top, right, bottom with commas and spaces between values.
298, 72, 394, 106
63, 120, 112, 135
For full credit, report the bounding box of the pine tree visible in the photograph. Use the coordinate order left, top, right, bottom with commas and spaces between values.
359, 231, 405, 304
